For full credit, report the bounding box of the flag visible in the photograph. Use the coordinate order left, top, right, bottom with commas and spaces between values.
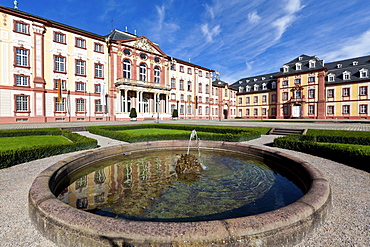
57, 79, 62, 103
100, 83, 106, 105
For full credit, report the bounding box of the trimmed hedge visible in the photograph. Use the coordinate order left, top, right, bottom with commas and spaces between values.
0, 129, 97, 169
305, 129, 370, 145
86, 124, 266, 143
273, 134, 369, 172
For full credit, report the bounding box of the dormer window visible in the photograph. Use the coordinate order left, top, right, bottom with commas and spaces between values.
353, 61, 358, 66
261, 77, 265, 80
296, 63, 302, 70
283, 65, 289, 73
328, 73, 335, 82
239, 86, 243, 93
254, 78, 258, 82
246, 85, 251, 92
309, 60, 316, 68
271, 82, 276, 89
262, 83, 267, 90
238, 81, 242, 84
298, 56, 303, 61
343, 71, 351, 80
337, 64, 342, 68
254, 84, 259, 91
246, 79, 250, 83
360, 68, 368, 78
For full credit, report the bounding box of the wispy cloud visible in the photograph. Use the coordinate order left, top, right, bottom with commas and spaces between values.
201, 23, 221, 42
325, 29, 370, 61
248, 11, 261, 24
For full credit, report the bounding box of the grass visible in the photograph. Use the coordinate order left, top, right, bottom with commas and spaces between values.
306, 129, 370, 137
0, 135, 71, 152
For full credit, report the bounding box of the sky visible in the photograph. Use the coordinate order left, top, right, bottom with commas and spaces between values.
3, 0, 370, 84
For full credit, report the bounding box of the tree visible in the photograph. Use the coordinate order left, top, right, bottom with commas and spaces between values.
129, 108, 137, 120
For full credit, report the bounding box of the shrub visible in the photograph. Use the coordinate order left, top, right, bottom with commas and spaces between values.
129, 108, 137, 118
0, 129, 97, 169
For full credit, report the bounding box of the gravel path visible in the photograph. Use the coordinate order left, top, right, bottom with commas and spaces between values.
0, 134, 369, 246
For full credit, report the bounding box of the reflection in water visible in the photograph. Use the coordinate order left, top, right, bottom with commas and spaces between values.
58, 149, 304, 221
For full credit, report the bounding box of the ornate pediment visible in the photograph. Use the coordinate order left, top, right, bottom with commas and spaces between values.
124, 37, 163, 55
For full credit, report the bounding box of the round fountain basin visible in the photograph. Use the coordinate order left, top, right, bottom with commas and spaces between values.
29, 140, 331, 247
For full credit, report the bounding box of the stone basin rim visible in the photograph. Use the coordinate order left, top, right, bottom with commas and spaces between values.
28, 140, 331, 247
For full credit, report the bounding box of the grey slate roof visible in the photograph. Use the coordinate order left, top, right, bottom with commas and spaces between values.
230, 72, 278, 94
105, 29, 137, 41
275, 54, 325, 76
212, 79, 228, 88
324, 55, 370, 84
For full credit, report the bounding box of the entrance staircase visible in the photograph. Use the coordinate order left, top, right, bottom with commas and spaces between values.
268, 128, 306, 135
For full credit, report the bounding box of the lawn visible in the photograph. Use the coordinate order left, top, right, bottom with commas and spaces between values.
0, 135, 71, 152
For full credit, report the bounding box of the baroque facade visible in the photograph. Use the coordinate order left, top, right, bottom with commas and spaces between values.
232, 54, 370, 119
0, 6, 234, 124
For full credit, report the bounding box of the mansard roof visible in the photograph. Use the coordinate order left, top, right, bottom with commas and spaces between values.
230, 72, 278, 94
105, 29, 137, 41
276, 54, 325, 76
212, 79, 228, 88
325, 55, 370, 84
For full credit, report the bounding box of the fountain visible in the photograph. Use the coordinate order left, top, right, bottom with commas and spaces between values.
29, 139, 331, 247
176, 130, 204, 175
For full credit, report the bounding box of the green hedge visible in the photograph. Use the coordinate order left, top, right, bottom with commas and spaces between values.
86, 124, 265, 143
0, 129, 97, 169
273, 134, 369, 172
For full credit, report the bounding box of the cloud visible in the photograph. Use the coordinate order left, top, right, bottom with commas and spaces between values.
272, 0, 303, 40
201, 23, 221, 42
149, 4, 179, 43
325, 29, 370, 61
248, 11, 261, 24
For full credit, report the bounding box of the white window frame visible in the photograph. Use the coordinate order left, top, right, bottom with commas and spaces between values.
16, 95, 28, 112
16, 75, 28, 86
55, 56, 65, 72
15, 21, 28, 34
55, 98, 65, 112
154, 66, 160, 83
95, 64, 103, 78
76, 99, 85, 112
123, 59, 131, 79
139, 63, 147, 81
343, 71, 351, 80
16, 48, 28, 67
76, 60, 85, 75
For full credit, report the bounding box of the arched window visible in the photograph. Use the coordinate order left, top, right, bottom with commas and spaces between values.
154, 66, 160, 83
123, 59, 131, 79
140, 63, 147, 81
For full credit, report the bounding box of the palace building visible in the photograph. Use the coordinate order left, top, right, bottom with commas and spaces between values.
1, 5, 368, 124
0, 6, 232, 124
232, 54, 370, 119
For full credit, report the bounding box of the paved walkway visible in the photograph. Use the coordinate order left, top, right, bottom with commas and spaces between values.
0, 126, 369, 246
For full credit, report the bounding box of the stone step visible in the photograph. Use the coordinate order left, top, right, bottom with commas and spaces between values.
268, 128, 306, 135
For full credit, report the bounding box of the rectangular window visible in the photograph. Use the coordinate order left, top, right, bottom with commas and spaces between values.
262, 95, 267, 103
283, 80, 288, 86
359, 104, 368, 114
342, 105, 350, 114
205, 85, 209, 94
171, 78, 176, 88
15, 48, 28, 67
76, 99, 85, 112
16, 75, 29, 86
54, 32, 66, 43
254, 96, 258, 103
198, 83, 202, 93
54, 56, 65, 72
342, 88, 350, 97
16, 95, 28, 112
180, 66, 184, 72
254, 109, 258, 115
95, 64, 103, 78
171, 64, 176, 70
75, 38, 86, 48
283, 92, 288, 100
95, 84, 101, 93
262, 108, 267, 115
55, 98, 65, 112
308, 89, 315, 99
295, 79, 301, 84
179, 80, 184, 90
187, 81, 191, 91
327, 106, 334, 114
246, 97, 250, 104
246, 109, 250, 115
188, 68, 192, 74
309, 105, 315, 114
271, 108, 276, 116
15, 21, 29, 34
94, 43, 103, 53
180, 105, 184, 114
54, 80, 66, 90
327, 89, 334, 98
359, 86, 368, 96
95, 100, 103, 113
308, 77, 315, 83
238, 98, 242, 104
271, 94, 276, 102
76, 82, 85, 91
76, 60, 86, 75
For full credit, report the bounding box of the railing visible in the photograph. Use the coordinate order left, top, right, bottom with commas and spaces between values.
115, 77, 171, 90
